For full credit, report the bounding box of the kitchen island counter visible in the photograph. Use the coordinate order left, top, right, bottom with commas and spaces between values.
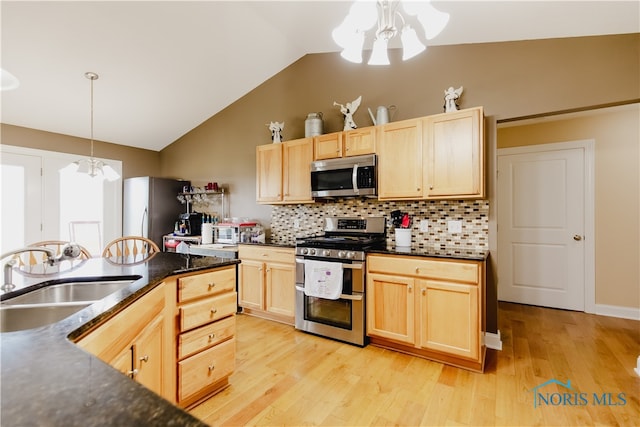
1, 252, 239, 426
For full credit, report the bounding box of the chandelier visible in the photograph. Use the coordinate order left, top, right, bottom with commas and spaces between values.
62, 72, 120, 181
332, 0, 449, 65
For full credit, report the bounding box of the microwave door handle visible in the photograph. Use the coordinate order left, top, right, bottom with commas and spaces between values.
352, 164, 359, 194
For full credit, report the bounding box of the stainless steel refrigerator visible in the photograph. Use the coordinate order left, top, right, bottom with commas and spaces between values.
123, 177, 189, 248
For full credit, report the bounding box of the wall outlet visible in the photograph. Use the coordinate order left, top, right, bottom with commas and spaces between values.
448, 220, 463, 234
420, 219, 429, 232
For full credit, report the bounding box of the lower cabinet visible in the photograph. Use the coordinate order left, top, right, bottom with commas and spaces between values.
75, 264, 238, 408
238, 245, 295, 325
76, 283, 170, 399
366, 254, 486, 372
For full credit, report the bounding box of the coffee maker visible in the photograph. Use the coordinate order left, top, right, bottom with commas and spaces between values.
174, 212, 203, 236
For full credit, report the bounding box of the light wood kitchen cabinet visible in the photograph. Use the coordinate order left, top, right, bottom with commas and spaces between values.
424, 106, 484, 198
175, 265, 237, 408
314, 131, 343, 160
76, 283, 170, 399
377, 107, 484, 200
256, 143, 283, 203
256, 138, 314, 204
313, 127, 376, 160
238, 245, 296, 325
366, 254, 485, 372
377, 118, 424, 199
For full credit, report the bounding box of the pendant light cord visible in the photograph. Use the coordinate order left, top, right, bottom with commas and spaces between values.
85, 72, 98, 159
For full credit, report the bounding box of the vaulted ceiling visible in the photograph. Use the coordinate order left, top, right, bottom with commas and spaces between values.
2, 1, 638, 151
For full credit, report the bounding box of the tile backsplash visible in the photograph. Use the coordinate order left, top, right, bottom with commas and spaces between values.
270, 199, 489, 250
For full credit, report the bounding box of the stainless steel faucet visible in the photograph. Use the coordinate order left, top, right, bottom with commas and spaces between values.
1, 244, 82, 291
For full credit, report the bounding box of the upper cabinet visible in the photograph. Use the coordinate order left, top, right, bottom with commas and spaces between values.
313, 127, 376, 160
378, 107, 485, 201
257, 107, 485, 204
377, 118, 424, 200
256, 137, 314, 204
424, 107, 484, 198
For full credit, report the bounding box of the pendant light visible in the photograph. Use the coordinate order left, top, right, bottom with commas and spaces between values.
61, 72, 120, 181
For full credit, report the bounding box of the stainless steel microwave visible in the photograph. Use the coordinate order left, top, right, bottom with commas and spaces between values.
310, 154, 377, 198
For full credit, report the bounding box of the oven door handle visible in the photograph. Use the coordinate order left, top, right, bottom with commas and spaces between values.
295, 258, 363, 270
295, 285, 363, 301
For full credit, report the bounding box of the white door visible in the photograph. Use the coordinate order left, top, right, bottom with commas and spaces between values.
0, 152, 43, 253
497, 142, 590, 311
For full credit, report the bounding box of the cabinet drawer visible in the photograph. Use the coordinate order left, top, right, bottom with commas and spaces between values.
178, 338, 235, 402
239, 245, 294, 264
179, 292, 237, 331
178, 266, 236, 302
178, 315, 235, 360
368, 255, 479, 284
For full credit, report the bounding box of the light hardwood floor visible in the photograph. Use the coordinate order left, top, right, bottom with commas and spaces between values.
190, 302, 640, 426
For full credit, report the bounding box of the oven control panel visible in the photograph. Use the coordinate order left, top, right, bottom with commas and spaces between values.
296, 247, 363, 261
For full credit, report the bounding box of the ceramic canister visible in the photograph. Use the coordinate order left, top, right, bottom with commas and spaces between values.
305, 112, 323, 137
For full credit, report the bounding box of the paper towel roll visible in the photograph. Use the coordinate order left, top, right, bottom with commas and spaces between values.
202, 223, 214, 244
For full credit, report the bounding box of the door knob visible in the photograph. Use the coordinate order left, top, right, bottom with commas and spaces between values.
573, 235, 583, 241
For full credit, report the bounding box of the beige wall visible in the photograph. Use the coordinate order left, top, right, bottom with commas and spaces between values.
497, 104, 640, 309
160, 34, 639, 227
1, 124, 161, 179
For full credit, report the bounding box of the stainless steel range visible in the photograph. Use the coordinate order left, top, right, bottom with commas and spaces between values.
295, 217, 386, 346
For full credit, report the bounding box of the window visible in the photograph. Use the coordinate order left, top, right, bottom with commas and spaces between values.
1, 145, 122, 256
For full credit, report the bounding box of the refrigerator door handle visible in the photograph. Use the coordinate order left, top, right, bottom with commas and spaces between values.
141, 207, 148, 237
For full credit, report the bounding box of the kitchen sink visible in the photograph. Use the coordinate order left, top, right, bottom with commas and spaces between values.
0, 280, 135, 333
3, 280, 134, 305
0, 303, 92, 333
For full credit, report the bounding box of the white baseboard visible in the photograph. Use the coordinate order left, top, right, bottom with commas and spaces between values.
484, 330, 502, 351
595, 304, 640, 321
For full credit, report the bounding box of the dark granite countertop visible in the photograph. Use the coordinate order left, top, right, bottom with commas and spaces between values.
1, 252, 240, 426
237, 240, 295, 249
368, 245, 489, 261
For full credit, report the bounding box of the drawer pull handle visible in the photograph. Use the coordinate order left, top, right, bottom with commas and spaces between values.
139, 355, 149, 363
208, 333, 216, 341
210, 308, 217, 314
208, 364, 215, 372
208, 283, 216, 289
127, 369, 139, 377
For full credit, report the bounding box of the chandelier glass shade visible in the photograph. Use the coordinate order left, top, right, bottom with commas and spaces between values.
332, 0, 449, 65
61, 72, 120, 182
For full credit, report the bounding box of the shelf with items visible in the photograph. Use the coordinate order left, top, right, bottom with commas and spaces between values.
177, 188, 229, 220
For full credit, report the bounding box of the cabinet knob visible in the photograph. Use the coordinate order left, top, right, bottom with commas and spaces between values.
210, 308, 217, 314
415, 267, 420, 273
139, 355, 149, 363
208, 283, 216, 289
127, 369, 139, 377
429, 185, 433, 190
408, 285, 413, 292
208, 333, 216, 341
417, 188, 421, 192
421, 288, 426, 296
573, 235, 583, 241
208, 364, 215, 372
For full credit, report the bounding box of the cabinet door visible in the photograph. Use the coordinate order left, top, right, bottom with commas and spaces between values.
283, 137, 314, 203
265, 261, 295, 317
314, 132, 343, 160
377, 119, 423, 199
424, 107, 484, 198
417, 279, 479, 360
366, 273, 415, 345
133, 314, 164, 396
238, 259, 264, 310
344, 126, 376, 157
256, 144, 283, 203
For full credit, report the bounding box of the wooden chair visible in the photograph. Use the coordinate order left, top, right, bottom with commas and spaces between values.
102, 236, 160, 264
